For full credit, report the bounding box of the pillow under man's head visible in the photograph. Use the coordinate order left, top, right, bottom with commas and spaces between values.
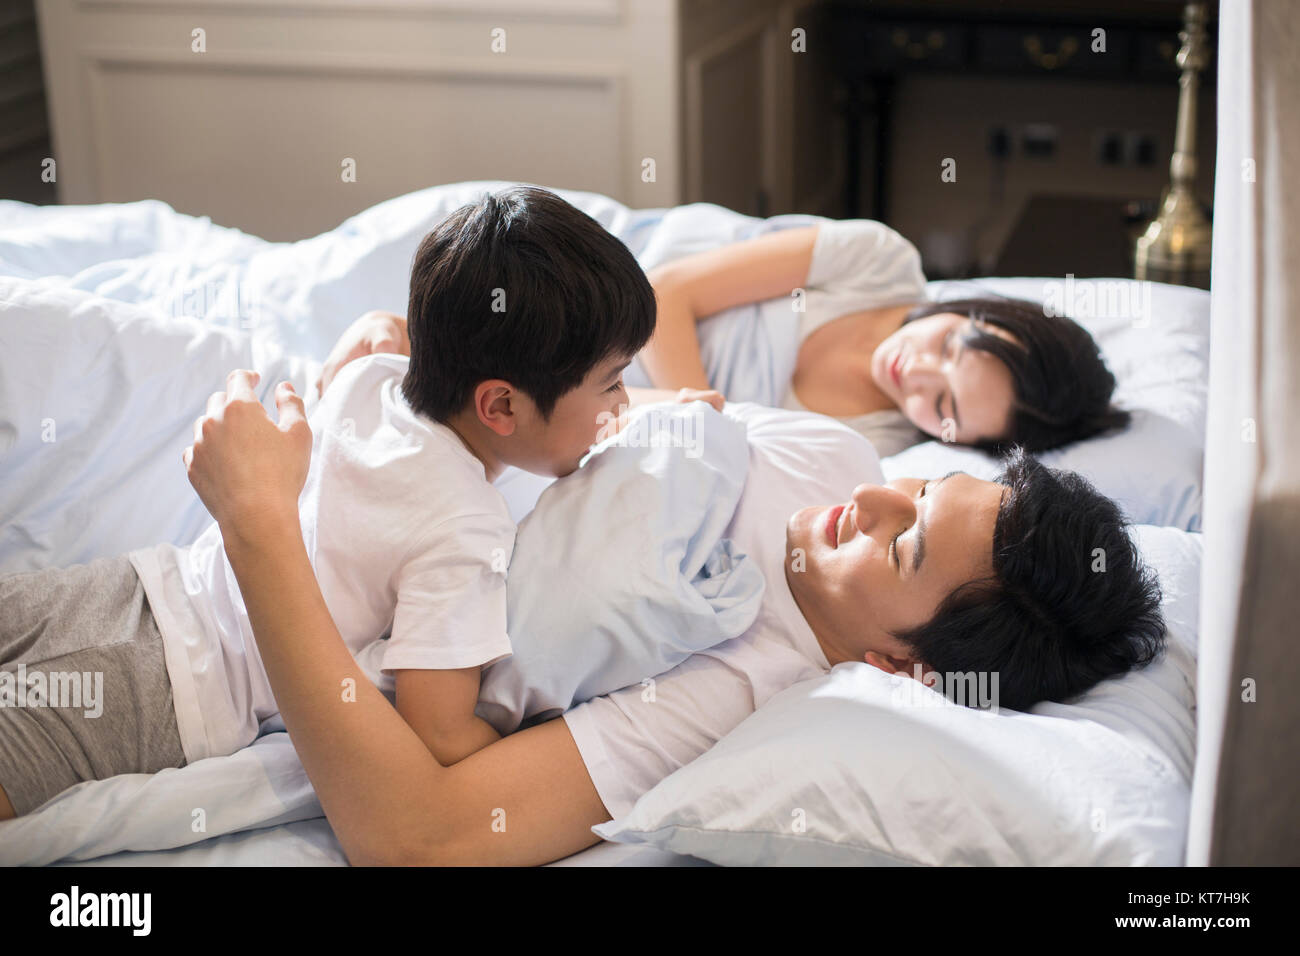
784, 448, 1165, 712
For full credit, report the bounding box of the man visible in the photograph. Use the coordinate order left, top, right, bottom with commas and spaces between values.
93, 367, 1162, 866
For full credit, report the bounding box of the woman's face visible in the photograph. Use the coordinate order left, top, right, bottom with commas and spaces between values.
870, 312, 1018, 445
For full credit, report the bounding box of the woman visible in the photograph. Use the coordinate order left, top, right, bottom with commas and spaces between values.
637, 220, 1129, 457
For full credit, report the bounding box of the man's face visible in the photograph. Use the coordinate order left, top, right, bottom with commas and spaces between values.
784, 472, 1005, 672
508, 353, 632, 478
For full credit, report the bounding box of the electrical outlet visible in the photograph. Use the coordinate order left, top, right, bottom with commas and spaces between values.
1022, 123, 1058, 159
987, 126, 1011, 159
1095, 129, 1124, 165
1124, 131, 1158, 166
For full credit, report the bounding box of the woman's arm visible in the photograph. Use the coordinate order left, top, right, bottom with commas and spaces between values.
640, 225, 820, 391
315, 315, 722, 410
185, 370, 611, 865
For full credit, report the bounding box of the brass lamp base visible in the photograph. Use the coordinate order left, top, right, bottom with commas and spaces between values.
1134, 185, 1213, 289
1134, 1, 1213, 290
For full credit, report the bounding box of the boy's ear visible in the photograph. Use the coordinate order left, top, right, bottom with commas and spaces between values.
473, 380, 518, 437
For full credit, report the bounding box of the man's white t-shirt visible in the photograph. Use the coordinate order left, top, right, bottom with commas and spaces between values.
129, 353, 516, 762
561, 401, 886, 820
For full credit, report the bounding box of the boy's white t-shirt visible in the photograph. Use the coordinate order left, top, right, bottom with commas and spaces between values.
561, 401, 886, 820
129, 353, 516, 762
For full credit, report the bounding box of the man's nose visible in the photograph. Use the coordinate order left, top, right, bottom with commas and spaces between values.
850, 482, 916, 534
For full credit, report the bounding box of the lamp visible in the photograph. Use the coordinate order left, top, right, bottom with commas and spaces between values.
1134, 2, 1213, 289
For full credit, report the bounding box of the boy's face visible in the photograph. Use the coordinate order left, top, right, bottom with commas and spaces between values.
508, 353, 632, 477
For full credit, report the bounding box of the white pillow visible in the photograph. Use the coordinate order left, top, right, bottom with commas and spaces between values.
882, 278, 1210, 531
593, 525, 1199, 866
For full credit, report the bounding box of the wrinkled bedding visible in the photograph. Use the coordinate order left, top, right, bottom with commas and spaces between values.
0, 183, 1209, 864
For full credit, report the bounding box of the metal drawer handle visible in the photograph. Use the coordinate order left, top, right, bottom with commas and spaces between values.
892, 28, 946, 60
1023, 35, 1078, 70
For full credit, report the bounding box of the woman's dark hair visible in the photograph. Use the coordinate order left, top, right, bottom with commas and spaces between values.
893, 448, 1166, 712
902, 296, 1129, 453
402, 185, 655, 423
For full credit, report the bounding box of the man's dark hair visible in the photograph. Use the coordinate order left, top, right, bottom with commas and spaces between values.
893, 448, 1165, 712
903, 296, 1130, 453
402, 185, 655, 423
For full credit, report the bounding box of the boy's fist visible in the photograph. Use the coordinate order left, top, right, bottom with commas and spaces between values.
316, 311, 410, 397
675, 387, 725, 412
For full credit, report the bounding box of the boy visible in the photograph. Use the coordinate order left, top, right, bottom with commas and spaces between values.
0, 185, 701, 818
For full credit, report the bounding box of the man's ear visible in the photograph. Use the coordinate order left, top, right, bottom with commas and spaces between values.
864, 650, 922, 677
473, 380, 518, 437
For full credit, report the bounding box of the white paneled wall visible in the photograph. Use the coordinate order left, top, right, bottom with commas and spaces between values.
35, 0, 682, 239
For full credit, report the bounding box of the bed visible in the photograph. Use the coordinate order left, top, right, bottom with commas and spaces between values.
0, 182, 1210, 866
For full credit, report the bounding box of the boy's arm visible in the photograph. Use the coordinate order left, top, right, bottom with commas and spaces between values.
316, 311, 409, 397
393, 667, 501, 765
185, 371, 611, 865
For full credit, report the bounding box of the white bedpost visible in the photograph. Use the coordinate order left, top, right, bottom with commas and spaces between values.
1189, 0, 1300, 865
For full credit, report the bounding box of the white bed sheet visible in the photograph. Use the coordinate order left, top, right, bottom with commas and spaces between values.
0, 183, 1208, 865
58, 826, 710, 867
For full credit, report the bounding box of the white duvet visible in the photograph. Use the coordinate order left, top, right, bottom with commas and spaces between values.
0, 183, 1209, 865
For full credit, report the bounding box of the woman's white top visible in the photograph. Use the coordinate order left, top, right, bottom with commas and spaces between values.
779, 390, 924, 460
779, 218, 929, 458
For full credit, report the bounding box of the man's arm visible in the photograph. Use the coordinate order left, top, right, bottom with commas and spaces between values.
225, 526, 610, 865
393, 667, 502, 766
185, 371, 611, 865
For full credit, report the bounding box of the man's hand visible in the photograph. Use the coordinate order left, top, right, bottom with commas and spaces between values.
184, 369, 313, 538
316, 310, 410, 397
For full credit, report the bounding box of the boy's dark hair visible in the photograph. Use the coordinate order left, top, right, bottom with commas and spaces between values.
903, 296, 1130, 453
402, 185, 655, 423
894, 448, 1165, 712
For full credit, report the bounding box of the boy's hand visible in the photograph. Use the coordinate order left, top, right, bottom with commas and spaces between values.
184, 370, 313, 538
316, 310, 410, 397
675, 387, 725, 412
624, 386, 726, 416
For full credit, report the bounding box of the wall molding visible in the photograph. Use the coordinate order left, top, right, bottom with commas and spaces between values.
79, 45, 628, 201
74, 0, 623, 24
82, 45, 628, 82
